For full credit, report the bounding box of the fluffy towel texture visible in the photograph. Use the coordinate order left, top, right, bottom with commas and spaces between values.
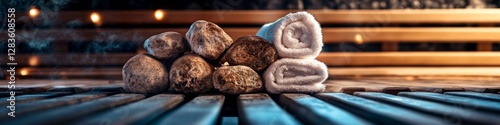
264, 58, 328, 94
256, 11, 323, 59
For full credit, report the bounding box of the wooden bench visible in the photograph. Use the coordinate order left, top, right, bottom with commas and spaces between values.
1, 79, 500, 124
2, 9, 500, 79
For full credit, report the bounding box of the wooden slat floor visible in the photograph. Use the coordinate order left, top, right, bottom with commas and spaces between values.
0, 79, 499, 124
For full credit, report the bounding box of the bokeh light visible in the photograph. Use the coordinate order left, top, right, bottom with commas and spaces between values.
154, 9, 165, 21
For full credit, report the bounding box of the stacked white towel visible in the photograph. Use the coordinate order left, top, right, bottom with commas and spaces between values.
257, 11, 328, 94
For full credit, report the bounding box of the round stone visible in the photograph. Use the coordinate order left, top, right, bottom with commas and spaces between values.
169, 54, 214, 93
223, 35, 278, 72
144, 31, 187, 60
213, 65, 263, 94
185, 20, 233, 61
122, 54, 169, 94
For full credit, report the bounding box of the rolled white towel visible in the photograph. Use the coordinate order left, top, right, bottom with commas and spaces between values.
263, 58, 328, 94
256, 11, 323, 59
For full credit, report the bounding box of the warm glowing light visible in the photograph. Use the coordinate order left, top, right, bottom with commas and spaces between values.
154, 10, 165, 21
406, 76, 415, 81
355, 34, 364, 44
29, 56, 39, 66
21, 69, 28, 76
90, 12, 101, 25
29, 7, 40, 18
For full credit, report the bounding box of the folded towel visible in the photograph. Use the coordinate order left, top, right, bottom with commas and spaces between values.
256, 11, 323, 59
263, 58, 328, 94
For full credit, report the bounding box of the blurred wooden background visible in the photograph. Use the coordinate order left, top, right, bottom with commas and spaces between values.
1, 0, 500, 80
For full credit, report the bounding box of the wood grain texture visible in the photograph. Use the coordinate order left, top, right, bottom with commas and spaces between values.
329, 67, 500, 76
280, 94, 369, 125
319, 52, 500, 66
355, 92, 500, 124
238, 94, 300, 125
315, 93, 451, 125
153, 95, 225, 125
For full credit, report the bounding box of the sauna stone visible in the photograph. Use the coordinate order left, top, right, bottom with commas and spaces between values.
144, 31, 187, 60
169, 54, 214, 93
222, 35, 278, 72
122, 54, 169, 94
213, 65, 263, 94
185, 20, 233, 61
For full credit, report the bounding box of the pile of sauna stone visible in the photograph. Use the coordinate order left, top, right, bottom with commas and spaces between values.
122, 20, 278, 94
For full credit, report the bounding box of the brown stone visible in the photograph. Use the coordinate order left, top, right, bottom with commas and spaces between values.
169, 54, 214, 93
213, 65, 263, 94
222, 35, 278, 72
122, 54, 169, 94
144, 31, 188, 60
185, 20, 233, 61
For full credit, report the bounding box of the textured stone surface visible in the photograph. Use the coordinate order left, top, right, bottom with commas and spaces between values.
144, 31, 187, 60
223, 35, 278, 72
213, 66, 263, 94
169, 54, 214, 93
122, 54, 169, 94
185, 20, 233, 61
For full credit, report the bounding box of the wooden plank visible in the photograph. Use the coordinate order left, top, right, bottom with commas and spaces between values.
398, 92, 500, 114
47, 87, 90, 94
326, 28, 500, 42
354, 79, 500, 93
0, 80, 121, 88
13, 10, 500, 25
3, 28, 500, 43
8, 86, 50, 94
324, 85, 366, 95
356, 79, 465, 93
153, 95, 224, 125
238, 94, 301, 125
76, 94, 184, 125
319, 52, 500, 66
0, 92, 24, 97
434, 80, 499, 93
0, 91, 114, 119
464, 87, 500, 93
0, 92, 72, 105
315, 93, 451, 125
91, 85, 127, 93
444, 92, 500, 102
381, 24, 400, 51
221, 117, 238, 125
4, 94, 145, 125
477, 24, 494, 51
323, 80, 408, 95
1, 86, 52, 97
329, 67, 500, 76
280, 94, 369, 125
356, 92, 500, 124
